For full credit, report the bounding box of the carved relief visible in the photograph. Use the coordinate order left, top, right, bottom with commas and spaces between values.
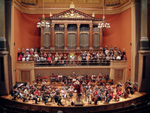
58, 10, 85, 18
51, 9, 94, 20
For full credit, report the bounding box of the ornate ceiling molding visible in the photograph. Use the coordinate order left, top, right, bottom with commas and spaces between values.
13, 0, 133, 15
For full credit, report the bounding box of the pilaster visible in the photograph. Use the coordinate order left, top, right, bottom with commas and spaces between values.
89, 24, 93, 50
77, 24, 80, 49
64, 23, 68, 49
140, 0, 149, 50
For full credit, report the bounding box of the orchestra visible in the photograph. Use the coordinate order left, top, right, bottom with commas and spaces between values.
10, 72, 138, 106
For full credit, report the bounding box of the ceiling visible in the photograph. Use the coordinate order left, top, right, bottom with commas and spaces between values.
14, 0, 133, 14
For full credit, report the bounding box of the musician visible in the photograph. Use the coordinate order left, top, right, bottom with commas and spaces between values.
88, 80, 92, 86
50, 89, 56, 102
57, 95, 64, 106
34, 89, 41, 102
116, 88, 122, 97
100, 86, 105, 93
74, 80, 82, 102
105, 74, 109, 82
83, 85, 88, 101
92, 89, 99, 105
123, 90, 129, 98
10, 89, 18, 100
116, 82, 122, 92
24, 88, 29, 97
97, 90, 102, 101
28, 91, 33, 100
18, 90, 24, 99
86, 88, 92, 104
61, 88, 67, 98
42, 91, 50, 105
91, 74, 96, 83
22, 93, 28, 102
132, 82, 138, 92
105, 92, 113, 103
53, 90, 60, 103
68, 85, 74, 98
124, 80, 132, 94
72, 72, 77, 78
114, 94, 120, 101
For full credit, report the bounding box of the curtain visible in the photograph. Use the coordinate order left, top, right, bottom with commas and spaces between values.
80, 33, 89, 49
93, 33, 100, 48
67, 33, 77, 49
44, 33, 50, 49
55, 33, 64, 49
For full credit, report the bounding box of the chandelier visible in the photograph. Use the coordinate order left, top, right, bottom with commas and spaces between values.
98, 0, 110, 28
37, 0, 50, 28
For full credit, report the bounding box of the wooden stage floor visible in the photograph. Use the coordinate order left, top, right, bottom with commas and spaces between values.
1, 92, 145, 107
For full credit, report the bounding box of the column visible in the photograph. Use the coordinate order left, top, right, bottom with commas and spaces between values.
138, 0, 150, 92
140, 0, 149, 50
89, 24, 93, 50
64, 23, 68, 49
40, 27, 44, 49
10, 0, 15, 87
99, 28, 103, 49
30, 70, 35, 83
0, 0, 10, 95
17, 70, 21, 82
51, 23, 55, 49
131, 0, 141, 83
77, 23, 80, 49
0, 0, 6, 51
109, 68, 115, 80
123, 68, 127, 83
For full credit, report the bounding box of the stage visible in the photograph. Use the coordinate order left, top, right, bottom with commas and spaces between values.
0, 91, 146, 113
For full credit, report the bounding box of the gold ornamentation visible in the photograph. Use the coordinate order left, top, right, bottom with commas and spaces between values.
92, 12, 95, 17
58, 10, 85, 18
70, 2, 75, 8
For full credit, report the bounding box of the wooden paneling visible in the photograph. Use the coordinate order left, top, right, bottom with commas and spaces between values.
35, 66, 110, 77
21, 71, 30, 83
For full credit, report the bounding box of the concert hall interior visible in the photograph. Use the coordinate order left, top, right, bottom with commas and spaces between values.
0, 0, 150, 113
